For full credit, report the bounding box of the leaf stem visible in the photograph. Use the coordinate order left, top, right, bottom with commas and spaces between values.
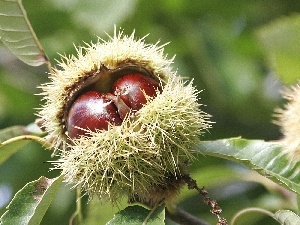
1, 135, 52, 150
69, 187, 83, 225
17, 0, 52, 69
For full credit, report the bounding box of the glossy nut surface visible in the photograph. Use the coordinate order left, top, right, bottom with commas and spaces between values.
67, 91, 122, 139
113, 73, 161, 110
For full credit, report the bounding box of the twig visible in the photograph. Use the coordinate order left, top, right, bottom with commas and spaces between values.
183, 175, 228, 225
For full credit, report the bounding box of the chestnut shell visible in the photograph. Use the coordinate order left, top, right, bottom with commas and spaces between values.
64, 64, 162, 139
67, 91, 122, 139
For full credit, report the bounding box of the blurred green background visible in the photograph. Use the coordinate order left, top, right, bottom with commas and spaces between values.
0, 0, 299, 224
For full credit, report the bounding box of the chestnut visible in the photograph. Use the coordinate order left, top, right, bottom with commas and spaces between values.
39, 31, 212, 206
67, 73, 161, 139
67, 91, 122, 139
112, 73, 161, 111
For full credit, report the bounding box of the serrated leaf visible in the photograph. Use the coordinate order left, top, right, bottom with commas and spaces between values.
0, 0, 48, 66
274, 210, 300, 225
0, 176, 63, 225
0, 124, 46, 165
107, 204, 165, 225
198, 138, 300, 195
256, 15, 300, 84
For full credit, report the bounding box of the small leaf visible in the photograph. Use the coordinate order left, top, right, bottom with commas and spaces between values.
198, 138, 300, 195
0, 125, 28, 143
274, 210, 300, 225
0, 0, 49, 66
107, 204, 165, 225
0, 123, 43, 142
256, 15, 300, 84
0, 125, 47, 165
0, 176, 63, 225
24, 122, 44, 135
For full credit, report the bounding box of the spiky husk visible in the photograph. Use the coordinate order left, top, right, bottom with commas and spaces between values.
38, 30, 173, 148
52, 77, 210, 203
39, 30, 212, 204
275, 83, 300, 160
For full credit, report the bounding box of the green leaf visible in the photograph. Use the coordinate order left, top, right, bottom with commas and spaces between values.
0, 124, 47, 165
256, 15, 300, 84
0, 176, 63, 225
274, 210, 300, 225
0, 125, 28, 143
0, 136, 30, 165
198, 138, 300, 195
0, 0, 49, 66
0, 123, 43, 142
83, 197, 127, 225
107, 204, 165, 225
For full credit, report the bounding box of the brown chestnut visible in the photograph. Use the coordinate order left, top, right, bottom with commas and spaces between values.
67, 73, 161, 139
112, 73, 161, 111
67, 91, 122, 139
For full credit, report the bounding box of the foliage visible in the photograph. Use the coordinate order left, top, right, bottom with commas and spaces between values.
199, 138, 300, 195
0, 0, 48, 67
107, 204, 165, 225
0, 176, 62, 225
0, 0, 300, 225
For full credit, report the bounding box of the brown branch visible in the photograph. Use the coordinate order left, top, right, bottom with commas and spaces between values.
182, 175, 228, 225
